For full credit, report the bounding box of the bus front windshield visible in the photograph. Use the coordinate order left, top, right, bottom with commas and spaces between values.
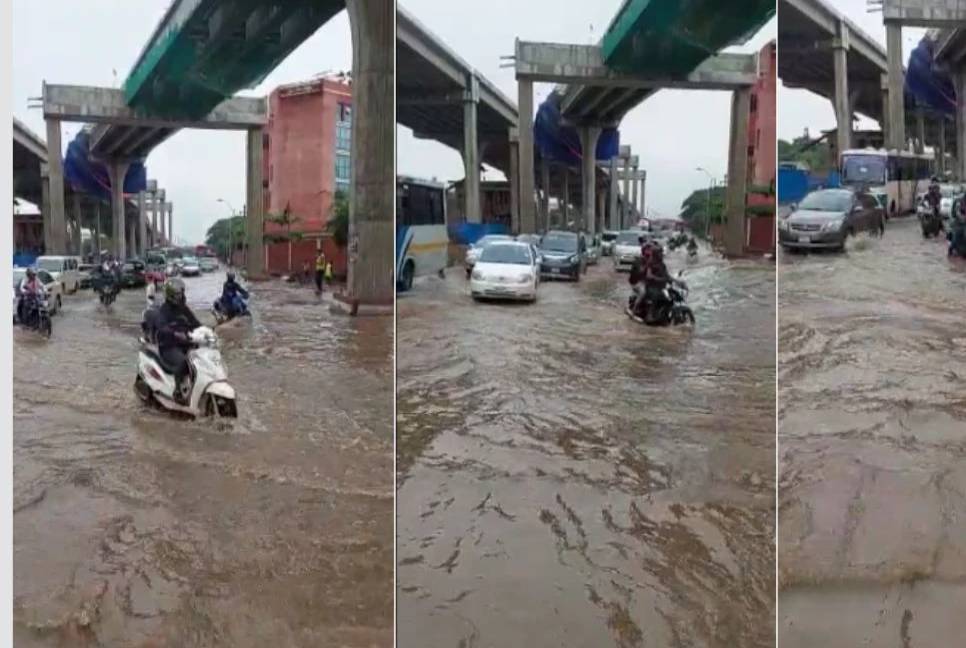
841, 155, 886, 185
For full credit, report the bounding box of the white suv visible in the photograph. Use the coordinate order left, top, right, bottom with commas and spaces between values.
35, 256, 81, 294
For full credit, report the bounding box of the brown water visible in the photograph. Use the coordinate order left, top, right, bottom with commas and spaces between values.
13, 272, 393, 647
778, 218, 966, 647
397, 247, 776, 647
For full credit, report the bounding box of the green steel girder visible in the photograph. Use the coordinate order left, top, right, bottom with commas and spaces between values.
602, 0, 775, 76
123, 0, 344, 120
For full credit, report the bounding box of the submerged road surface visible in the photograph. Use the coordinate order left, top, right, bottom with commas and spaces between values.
779, 218, 966, 647
14, 271, 393, 647
397, 247, 776, 647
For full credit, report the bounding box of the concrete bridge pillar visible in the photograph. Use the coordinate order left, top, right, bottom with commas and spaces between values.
630, 162, 639, 224
621, 159, 631, 223
137, 191, 147, 256
540, 157, 551, 233
462, 74, 481, 224
107, 161, 130, 260
880, 75, 890, 146
956, 68, 966, 182
517, 78, 536, 234
167, 202, 174, 247
886, 24, 906, 150
938, 118, 946, 175
147, 179, 158, 248
93, 201, 102, 258
608, 156, 619, 231
578, 125, 601, 236
509, 130, 520, 233
832, 21, 852, 159
71, 193, 83, 256
345, 0, 394, 309
157, 189, 166, 244
639, 171, 647, 220
725, 88, 752, 257
246, 127, 265, 278
44, 119, 67, 255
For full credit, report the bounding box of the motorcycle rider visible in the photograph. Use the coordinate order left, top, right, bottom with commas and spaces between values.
642, 246, 672, 322
924, 178, 943, 222
17, 267, 47, 325
156, 278, 202, 403
950, 196, 966, 257
629, 237, 648, 316
219, 271, 250, 317
686, 236, 698, 256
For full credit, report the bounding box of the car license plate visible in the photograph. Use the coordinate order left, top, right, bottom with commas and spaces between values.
798, 236, 811, 244
551, 268, 560, 274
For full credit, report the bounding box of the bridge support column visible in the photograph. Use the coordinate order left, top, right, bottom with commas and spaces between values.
107, 161, 129, 260
137, 191, 147, 256
462, 74, 481, 224
832, 21, 852, 159
957, 68, 966, 182
578, 125, 601, 236
168, 202, 173, 246
596, 189, 605, 235
93, 201, 102, 258
157, 189, 166, 245
541, 157, 550, 233
246, 128, 265, 278
344, 0, 394, 311
725, 88, 751, 257
44, 119, 67, 255
639, 171, 647, 220
881, 75, 890, 146
630, 162, 639, 224
886, 24, 906, 150
608, 156, 619, 231
938, 118, 946, 175
509, 132, 520, 233
517, 78, 536, 233
621, 159, 631, 225
71, 193, 83, 256
127, 212, 137, 259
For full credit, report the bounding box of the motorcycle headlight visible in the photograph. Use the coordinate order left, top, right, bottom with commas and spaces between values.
471, 270, 484, 281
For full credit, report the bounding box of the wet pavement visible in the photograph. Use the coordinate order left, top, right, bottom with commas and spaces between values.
778, 218, 966, 647
397, 244, 776, 647
13, 270, 393, 647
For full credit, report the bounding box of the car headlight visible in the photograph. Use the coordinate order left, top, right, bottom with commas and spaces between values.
517, 274, 532, 284
471, 270, 484, 280
569, 255, 580, 263
823, 219, 844, 232
778, 219, 789, 230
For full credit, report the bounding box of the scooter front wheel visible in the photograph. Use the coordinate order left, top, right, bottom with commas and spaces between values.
133, 374, 154, 404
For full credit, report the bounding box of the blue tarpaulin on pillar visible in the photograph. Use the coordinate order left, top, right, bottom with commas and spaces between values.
534, 91, 620, 166
905, 36, 957, 117
63, 129, 147, 200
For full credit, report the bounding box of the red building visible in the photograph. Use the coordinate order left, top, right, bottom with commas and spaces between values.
262, 75, 352, 276
744, 40, 777, 254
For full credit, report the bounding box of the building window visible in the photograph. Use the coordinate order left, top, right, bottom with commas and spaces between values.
338, 103, 352, 124
336, 122, 352, 153
335, 153, 351, 191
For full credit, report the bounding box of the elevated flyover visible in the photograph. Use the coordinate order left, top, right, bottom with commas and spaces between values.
396, 6, 518, 223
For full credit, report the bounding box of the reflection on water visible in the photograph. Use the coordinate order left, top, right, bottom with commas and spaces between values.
398, 245, 776, 647
14, 271, 393, 647
779, 219, 966, 647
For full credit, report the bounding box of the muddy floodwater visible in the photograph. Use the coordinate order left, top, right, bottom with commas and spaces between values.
779, 218, 966, 647
13, 271, 393, 647
397, 245, 776, 647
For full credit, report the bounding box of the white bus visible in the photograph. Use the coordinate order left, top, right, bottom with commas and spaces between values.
396, 176, 448, 292
840, 148, 933, 217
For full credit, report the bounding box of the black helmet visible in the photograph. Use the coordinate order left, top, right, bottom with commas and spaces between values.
164, 278, 186, 305
226, 271, 236, 282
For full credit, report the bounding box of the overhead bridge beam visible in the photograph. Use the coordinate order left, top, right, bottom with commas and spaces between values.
882, 0, 966, 27
42, 83, 267, 128
515, 41, 757, 90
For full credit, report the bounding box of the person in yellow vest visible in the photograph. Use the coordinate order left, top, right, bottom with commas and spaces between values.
314, 251, 327, 294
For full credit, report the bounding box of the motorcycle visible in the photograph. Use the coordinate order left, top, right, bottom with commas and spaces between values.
625, 274, 695, 327
687, 244, 698, 259
211, 294, 251, 325
94, 274, 120, 306
16, 293, 52, 338
134, 326, 238, 418
948, 225, 966, 258
921, 206, 944, 238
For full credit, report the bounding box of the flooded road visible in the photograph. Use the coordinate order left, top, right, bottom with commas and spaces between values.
13, 270, 393, 647
397, 246, 776, 647
778, 218, 966, 647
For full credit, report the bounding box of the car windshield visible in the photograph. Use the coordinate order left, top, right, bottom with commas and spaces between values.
602, 232, 617, 241
480, 244, 531, 265
36, 259, 61, 272
841, 155, 887, 184
540, 234, 577, 253
798, 191, 852, 212
616, 231, 642, 245
183, 257, 198, 264
475, 235, 511, 248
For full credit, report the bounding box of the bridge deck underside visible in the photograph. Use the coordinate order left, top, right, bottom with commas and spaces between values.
561, 85, 656, 124
397, 39, 513, 174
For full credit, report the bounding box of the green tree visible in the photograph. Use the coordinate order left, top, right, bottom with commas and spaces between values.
205, 215, 246, 261
265, 204, 303, 244
327, 190, 349, 248
778, 132, 833, 172
679, 185, 727, 238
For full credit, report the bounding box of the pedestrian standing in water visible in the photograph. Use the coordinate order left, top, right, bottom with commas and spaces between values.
314, 250, 327, 294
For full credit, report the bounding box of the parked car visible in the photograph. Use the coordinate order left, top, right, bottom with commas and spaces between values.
464, 234, 513, 278
77, 263, 96, 289
199, 256, 219, 272
470, 241, 539, 302
121, 259, 147, 288
35, 255, 81, 294
538, 230, 586, 281
601, 230, 618, 256
180, 256, 202, 277
583, 233, 601, 265
612, 230, 647, 271
13, 267, 63, 314
779, 188, 885, 251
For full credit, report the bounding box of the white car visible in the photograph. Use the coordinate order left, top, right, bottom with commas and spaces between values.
470, 241, 539, 302
464, 234, 513, 277
35, 255, 81, 293
601, 230, 618, 256
180, 257, 201, 277
612, 230, 647, 271
13, 268, 63, 315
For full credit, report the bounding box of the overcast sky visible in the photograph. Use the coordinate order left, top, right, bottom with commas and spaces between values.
778, 0, 925, 141
12, 0, 353, 245
397, 0, 777, 220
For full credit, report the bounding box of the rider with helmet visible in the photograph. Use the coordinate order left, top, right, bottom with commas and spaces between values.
925, 177, 943, 216
219, 271, 249, 317
642, 246, 671, 321
156, 278, 202, 403
17, 267, 47, 324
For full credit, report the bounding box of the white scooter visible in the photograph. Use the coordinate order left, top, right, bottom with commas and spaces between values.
134, 326, 238, 418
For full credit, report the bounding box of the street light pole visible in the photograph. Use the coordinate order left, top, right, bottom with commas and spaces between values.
217, 198, 235, 267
